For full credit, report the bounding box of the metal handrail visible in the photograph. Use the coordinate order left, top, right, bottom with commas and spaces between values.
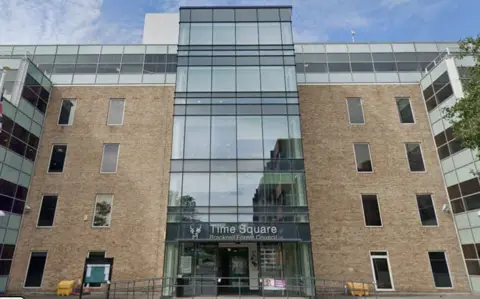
106, 276, 377, 299
423, 47, 462, 75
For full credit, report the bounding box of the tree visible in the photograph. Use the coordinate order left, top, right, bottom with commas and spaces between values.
94, 200, 112, 226
445, 36, 480, 158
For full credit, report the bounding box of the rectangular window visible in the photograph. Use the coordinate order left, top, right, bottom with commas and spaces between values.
362, 195, 382, 226
24, 252, 47, 287
107, 99, 125, 125
416, 194, 438, 226
405, 143, 425, 172
100, 144, 120, 173
58, 99, 77, 125
370, 252, 394, 290
93, 194, 113, 227
396, 98, 414, 123
354, 143, 373, 172
37, 195, 58, 227
428, 252, 452, 288
48, 144, 67, 173
87, 251, 106, 287
346, 98, 364, 124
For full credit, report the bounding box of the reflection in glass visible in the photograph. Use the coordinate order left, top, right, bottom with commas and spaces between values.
176, 67, 188, 92
263, 116, 289, 159
289, 116, 303, 158
236, 67, 260, 91
285, 66, 297, 91
237, 116, 263, 158
212, 67, 235, 92
172, 117, 185, 159
238, 173, 262, 206
259, 23, 282, 44
187, 67, 211, 92
261, 66, 285, 91
236, 23, 258, 45
169, 173, 182, 206
354, 143, 373, 172
211, 117, 236, 159
182, 173, 209, 206
190, 23, 213, 45
213, 23, 235, 44
184, 116, 210, 159
210, 173, 237, 206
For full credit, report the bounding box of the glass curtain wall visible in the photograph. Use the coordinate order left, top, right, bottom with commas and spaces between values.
165, 7, 314, 297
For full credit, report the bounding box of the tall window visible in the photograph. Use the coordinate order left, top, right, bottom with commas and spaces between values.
24, 252, 48, 287
100, 144, 120, 173
88, 251, 106, 287
416, 194, 438, 226
346, 98, 365, 124
370, 251, 394, 290
93, 194, 113, 227
58, 99, 77, 125
107, 99, 125, 125
48, 145, 67, 173
405, 143, 425, 172
362, 195, 382, 226
396, 98, 414, 123
428, 252, 452, 288
354, 143, 373, 172
37, 195, 58, 227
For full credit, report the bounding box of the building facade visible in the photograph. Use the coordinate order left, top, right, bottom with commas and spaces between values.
0, 5, 477, 295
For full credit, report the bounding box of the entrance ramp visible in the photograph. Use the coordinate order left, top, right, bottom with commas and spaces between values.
106, 277, 378, 299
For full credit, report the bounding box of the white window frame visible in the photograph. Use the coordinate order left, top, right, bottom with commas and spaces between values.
107, 98, 126, 126
404, 142, 427, 173
428, 251, 454, 289
100, 144, 120, 173
415, 194, 439, 227
36, 194, 58, 228
92, 194, 114, 228
23, 251, 48, 288
346, 97, 365, 125
369, 251, 395, 291
361, 194, 383, 227
395, 97, 415, 124
57, 98, 77, 126
47, 144, 68, 174
353, 143, 374, 173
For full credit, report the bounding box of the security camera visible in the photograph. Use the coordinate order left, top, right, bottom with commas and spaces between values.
442, 204, 450, 213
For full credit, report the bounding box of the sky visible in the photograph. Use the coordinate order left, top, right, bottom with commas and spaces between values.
0, 0, 478, 45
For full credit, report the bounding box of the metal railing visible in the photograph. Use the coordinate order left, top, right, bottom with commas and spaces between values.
423, 47, 462, 74
106, 276, 377, 299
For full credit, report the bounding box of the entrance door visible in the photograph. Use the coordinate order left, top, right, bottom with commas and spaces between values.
370, 251, 394, 290
218, 248, 250, 295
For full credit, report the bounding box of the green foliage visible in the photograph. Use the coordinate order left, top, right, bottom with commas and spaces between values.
93, 201, 112, 226
445, 36, 480, 158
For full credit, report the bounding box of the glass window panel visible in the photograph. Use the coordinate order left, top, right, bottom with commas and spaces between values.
186, 105, 210, 115
54, 55, 77, 64
261, 66, 285, 91
279, 8, 291, 21
372, 53, 395, 61
394, 52, 418, 62
258, 8, 280, 21
237, 116, 263, 158
122, 54, 144, 63
191, 9, 212, 22
305, 63, 328, 73
76, 54, 99, 64
183, 160, 209, 172
362, 195, 382, 226
33, 55, 55, 64
259, 23, 282, 45
236, 9, 257, 21
120, 64, 143, 73
190, 23, 213, 45
405, 143, 425, 172
172, 117, 185, 159
213, 56, 235, 66
237, 67, 260, 91
99, 54, 122, 63
237, 105, 261, 115
184, 116, 210, 159
238, 173, 263, 206
52, 64, 75, 73
374, 62, 397, 72
417, 52, 438, 62
213, 9, 234, 21
349, 53, 372, 62
329, 63, 351, 72
428, 252, 452, 288
262, 105, 287, 115
74, 64, 97, 74
212, 67, 235, 92
236, 23, 259, 45
347, 98, 364, 124
211, 160, 237, 171
145, 54, 166, 63
179, 23, 190, 45
213, 23, 235, 45
144, 63, 167, 74
327, 53, 349, 62
281, 23, 293, 44
284, 66, 296, 92
354, 143, 373, 172
100, 144, 119, 173
396, 98, 414, 123
397, 62, 420, 72
236, 56, 259, 66
187, 67, 211, 92
174, 105, 186, 115
107, 99, 125, 125
179, 9, 190, 21
260, 56, 284, 65
58, 99, 77, 125
210, 173, 237, 206
96, 64, 120, 74
211, 117, 236, 159
263, 116, 289, 159
182, 173, 209, 207
289, 116, 303, 158
416, 194, 438, 226
188, 56, 212, 66
351, 63, 374, 72
170, 160, 183, 172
